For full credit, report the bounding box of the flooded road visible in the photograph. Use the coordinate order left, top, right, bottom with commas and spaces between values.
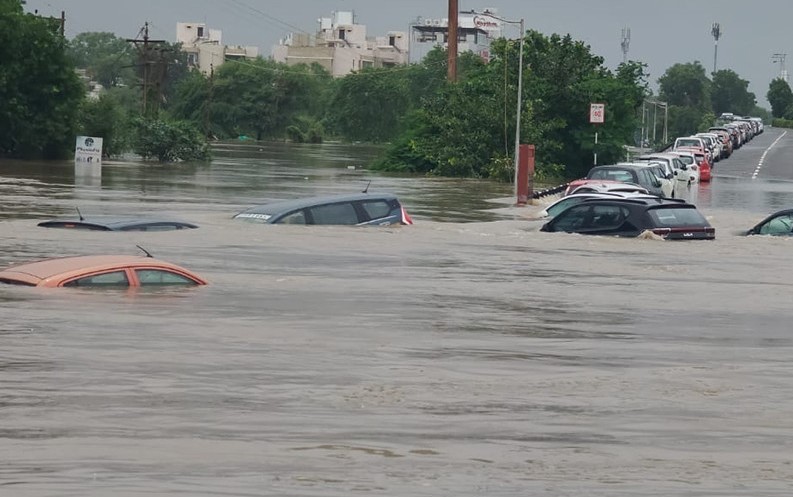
2, 133, 793, 496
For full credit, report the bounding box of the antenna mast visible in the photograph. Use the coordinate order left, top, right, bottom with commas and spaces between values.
620, 27, 630, 64
711, 23, 722, 73
772, 53, 788, 83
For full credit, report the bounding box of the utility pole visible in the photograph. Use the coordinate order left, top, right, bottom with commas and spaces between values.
447, 0, 458, 81
126, 22, 167, 117
203, 64, 214, 138
621, 27, 630, 65
711, 23, 721, 73
772, 53, 788, 82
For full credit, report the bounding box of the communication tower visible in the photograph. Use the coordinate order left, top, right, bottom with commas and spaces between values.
620, 27, 630, 64
711, 23, 721, 73
772, 53, 788, 82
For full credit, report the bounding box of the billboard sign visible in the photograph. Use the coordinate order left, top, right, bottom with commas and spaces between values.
75, 136, 103, 165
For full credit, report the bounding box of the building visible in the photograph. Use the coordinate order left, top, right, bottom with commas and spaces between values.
176, 22, 259, 74
408, 10, 502, 64
271, 11, 408, 77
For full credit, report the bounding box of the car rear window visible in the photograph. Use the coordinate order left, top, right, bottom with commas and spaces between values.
589, 169, 635, 182
647, 207, 708, 227
676, 139, 701, 147
359, 199, 393, 220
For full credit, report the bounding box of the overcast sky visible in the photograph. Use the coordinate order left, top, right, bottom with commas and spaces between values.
25, 0, 793, 107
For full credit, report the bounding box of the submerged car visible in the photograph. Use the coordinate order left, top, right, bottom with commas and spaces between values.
38, 215, 198, 231
537, 192, 655, 219
0, 255, 207, 287
745, 209, 793, 236
234, 192, 413, 226
540, 197, 715, 240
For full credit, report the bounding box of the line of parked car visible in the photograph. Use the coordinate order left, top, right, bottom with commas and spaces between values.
537, 115, 766, 240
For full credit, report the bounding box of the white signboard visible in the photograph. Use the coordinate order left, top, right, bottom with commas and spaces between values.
75, 136, 103, 165
589, 103, 605, 124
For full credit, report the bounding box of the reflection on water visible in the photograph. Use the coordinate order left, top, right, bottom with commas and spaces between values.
2, 135, 793, 496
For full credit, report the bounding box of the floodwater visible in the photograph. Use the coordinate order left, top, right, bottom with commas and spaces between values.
2, 134, 793, 496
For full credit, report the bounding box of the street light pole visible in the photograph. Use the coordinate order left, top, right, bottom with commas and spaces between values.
468, 10, 524, 196
513, 18, 524, 197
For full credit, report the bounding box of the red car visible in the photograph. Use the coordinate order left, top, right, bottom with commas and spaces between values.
0, 255, 207, 287
675, 147, 711, 182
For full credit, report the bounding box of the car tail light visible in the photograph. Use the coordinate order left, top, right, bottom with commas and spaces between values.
401, 207, 413, 225
652, 228, 671, 238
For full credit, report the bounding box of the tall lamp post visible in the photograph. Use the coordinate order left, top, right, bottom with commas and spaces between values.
468, 9, 524, 196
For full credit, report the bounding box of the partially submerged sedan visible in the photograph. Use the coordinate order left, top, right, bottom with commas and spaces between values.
234, 192, 413, 226
38, 215, 198, 231
0, 255, 207, 287
745, 209, 793, 236
540, 197, 715, 240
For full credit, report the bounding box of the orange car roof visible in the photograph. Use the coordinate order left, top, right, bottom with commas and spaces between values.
0, 255, 196, 285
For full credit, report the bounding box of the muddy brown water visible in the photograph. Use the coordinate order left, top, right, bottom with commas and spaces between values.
2, 135, 793, 496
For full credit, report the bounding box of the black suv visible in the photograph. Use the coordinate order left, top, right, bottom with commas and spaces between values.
540, 197, 715, 240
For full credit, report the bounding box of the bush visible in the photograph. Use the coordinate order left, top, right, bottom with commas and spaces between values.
772, 118, 793, 128
132, 118, 210, 162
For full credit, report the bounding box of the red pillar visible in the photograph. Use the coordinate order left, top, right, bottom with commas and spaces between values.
516, 144, 535, 205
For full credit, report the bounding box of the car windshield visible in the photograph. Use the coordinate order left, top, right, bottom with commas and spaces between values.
647, 207, 708, 227
677, 139, 701, 147
547, 197, 587, 217
588, 169, 635, 182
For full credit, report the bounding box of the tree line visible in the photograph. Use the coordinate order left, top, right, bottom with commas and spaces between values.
1, 0, 772, 180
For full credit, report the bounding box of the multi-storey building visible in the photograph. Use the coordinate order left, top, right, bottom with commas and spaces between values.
271, 11, 408, 77
176, 22, 259, 74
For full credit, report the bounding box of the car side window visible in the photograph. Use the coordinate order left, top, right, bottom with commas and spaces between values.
277, 210, 307, 225
590, 205, 627, 229
552, 205, 591, 231
63, 270, 129, 287
135, 269, 198, 285
759, 215, 793, 235
308, 202, 359, 225
359, 200, 392, 221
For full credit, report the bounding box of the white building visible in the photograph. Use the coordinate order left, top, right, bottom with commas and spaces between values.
176, 22, 259, 74
271, 11, 408, 77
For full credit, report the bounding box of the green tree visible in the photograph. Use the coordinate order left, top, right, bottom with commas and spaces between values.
326, 68, 413, 142
658, 62, 712, 109
767, 78, 793, 118
375, 31, 646, 179
76, 93, 132, 156
658, 62, 712, 138
131, 118, 209, 162
189, 59, 329, 140
711, 69, 756, 116
68, 32, 136, 88
0, 1, 84, 158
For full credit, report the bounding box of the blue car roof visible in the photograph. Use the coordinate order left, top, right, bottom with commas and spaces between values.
38, 215, 198, 231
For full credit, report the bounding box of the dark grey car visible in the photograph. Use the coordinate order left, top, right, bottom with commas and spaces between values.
586, 164, 668, 196
233, 192, 413, 226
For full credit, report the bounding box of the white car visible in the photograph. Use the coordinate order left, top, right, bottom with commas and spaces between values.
537, 191, 655, 219
667, 151, 700, 185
